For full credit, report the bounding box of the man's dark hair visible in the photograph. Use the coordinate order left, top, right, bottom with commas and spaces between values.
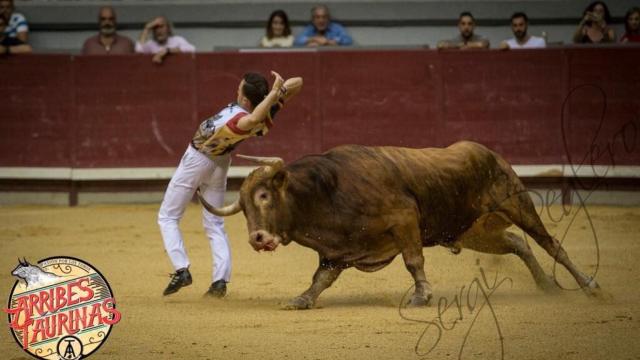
459, 11, 474, 21
511, 12, 529, 23
242, 73, 269, 108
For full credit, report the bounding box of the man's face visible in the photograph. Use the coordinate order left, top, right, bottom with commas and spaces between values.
312, 8, 330, 32
237, 80, 247, 107
153, 18, 170, 43
99, 8, 117, 36
458, 15, 475, 39
511, 16, 528, 40
0, 0, 12, 19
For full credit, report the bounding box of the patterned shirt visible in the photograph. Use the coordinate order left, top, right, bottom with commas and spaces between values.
191, 100, 283, 159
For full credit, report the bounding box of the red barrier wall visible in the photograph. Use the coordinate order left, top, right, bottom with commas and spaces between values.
1, 48, 638, 168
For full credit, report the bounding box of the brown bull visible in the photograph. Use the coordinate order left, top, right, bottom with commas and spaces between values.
198, 141, 600, 309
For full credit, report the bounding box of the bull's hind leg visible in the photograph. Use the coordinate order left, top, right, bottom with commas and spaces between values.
458, 223, 557, 292
283, 257, 343, 310
501, 192, 600, 295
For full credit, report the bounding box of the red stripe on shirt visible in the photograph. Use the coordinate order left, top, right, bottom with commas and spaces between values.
226, 112, 250, 135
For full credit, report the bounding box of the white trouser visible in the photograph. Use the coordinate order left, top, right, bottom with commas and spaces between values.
158, 145, 232, 283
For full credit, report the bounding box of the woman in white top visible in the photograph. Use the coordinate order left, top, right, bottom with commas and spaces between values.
260, 10, 294, 48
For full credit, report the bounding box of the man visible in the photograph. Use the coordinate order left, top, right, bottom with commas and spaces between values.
136, 16, 195, 64
294, 4, 353, 47
500, 12, 546, 49
0, 0, 28, 43
437, 12, 489, 49
82, 7, 134, 55
158, 71, 303, 298
0, 14, 30, 54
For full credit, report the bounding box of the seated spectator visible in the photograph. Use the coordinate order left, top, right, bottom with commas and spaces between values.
0, 14, 31, 54
437, 12, 489, 49
294, 4, 353, 47
0, 0, 28, 43
573, 1, 615, 44
620, 7, 640, 43
500, 12, 546, 49
260, 10, 294, 48
136, 16, 195, 64
82, 7, 134, 55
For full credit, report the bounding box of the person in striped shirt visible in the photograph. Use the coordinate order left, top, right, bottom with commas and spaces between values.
0, 0, 28, 44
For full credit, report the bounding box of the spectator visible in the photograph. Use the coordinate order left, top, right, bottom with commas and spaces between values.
136, 16, 195, 64
294, 4, 353, 47
0, 0, 28, 43
437, 12, 489, 49
260, 10, 294, 48
620, 7, 640, 43
0, 14, 30, 54
500, 12, 546, 49
82, 7, 134, 55
573, 1, 615, 43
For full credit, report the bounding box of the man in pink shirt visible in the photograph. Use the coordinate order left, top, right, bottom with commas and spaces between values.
136, 16, 195, 64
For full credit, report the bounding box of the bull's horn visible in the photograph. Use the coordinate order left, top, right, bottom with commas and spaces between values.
196, 189, 241, 217
236, 155, 284, 171
18, 258, 24, 266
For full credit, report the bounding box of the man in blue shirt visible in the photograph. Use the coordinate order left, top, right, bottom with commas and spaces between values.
294, 4, 353, 47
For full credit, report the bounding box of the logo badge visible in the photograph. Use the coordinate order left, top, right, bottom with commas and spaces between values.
4, 257, 121, 359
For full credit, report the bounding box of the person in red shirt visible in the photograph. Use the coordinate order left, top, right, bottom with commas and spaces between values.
620, 7, 640, 43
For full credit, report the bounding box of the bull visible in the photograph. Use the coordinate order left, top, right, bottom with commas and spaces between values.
198, 141, 600, 309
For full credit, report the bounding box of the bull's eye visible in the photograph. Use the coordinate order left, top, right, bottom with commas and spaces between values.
254, 189, 270, 205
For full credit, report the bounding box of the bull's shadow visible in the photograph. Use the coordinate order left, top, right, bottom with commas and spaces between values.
199, 142, 602, 309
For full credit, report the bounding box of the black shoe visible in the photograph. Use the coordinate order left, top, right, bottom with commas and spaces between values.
204, 280, 227, 298
163, 268, 192, 296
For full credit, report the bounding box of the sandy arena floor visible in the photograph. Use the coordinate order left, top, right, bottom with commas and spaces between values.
0, 202, 639, 360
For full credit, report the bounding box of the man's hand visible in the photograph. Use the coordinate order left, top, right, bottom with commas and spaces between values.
152, 48, 169, 64
145, 17, 163, 31
271, 71, 285, 94
307, 36, 329, 46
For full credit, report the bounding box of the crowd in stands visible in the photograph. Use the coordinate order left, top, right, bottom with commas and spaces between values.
1, 0, 639, 58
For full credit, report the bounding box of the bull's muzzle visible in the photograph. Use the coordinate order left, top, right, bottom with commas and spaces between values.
249, 230, 281, 252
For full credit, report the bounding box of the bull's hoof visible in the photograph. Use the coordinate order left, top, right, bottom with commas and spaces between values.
538, 276, 561, 294
582, 278, 612, 299
282, 296, 314, 310
406, 293, 432, 307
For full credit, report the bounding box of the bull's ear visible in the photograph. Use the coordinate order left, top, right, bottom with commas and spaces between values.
271, 170, 288, 190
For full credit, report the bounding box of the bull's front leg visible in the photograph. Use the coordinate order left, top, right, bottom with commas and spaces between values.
395, 216, 433, 307
402, 249, 433, 307
284, 257, 343, 310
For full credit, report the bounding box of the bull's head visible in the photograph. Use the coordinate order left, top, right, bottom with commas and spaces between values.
198, 155, 289, 252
